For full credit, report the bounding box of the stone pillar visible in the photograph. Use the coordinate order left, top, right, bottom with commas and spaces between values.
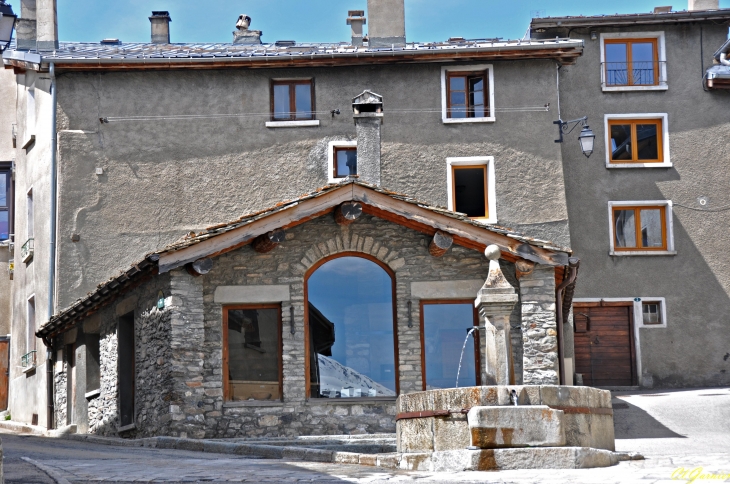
73, 329, 88, 433
474, 246, 518, 386
168, 269, 206, 439
520, 264, 559, 385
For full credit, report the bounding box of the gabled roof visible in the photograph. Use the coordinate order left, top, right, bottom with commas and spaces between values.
530, 8, 730, 28
3, 37, 584, 71
37, 181, 571, 340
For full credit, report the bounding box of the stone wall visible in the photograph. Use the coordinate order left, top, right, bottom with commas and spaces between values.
519, 265, 559, 385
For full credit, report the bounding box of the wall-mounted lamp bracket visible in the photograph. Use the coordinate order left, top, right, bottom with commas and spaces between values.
554, 116, 595, 158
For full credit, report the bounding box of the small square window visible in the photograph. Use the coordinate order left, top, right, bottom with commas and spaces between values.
608, 118, 663, 163
333, 147, 357, 179
613, 205, 666, 251
642, 302, 662, 325
223, 305, 282, 402
271, 80, 314, 121
452, 165, 488, 219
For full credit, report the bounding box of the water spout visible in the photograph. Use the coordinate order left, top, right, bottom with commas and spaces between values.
510, 389, 518, 406
455, 327, 477, 388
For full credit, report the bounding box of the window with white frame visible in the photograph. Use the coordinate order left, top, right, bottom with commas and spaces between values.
600, 32, 667, 91
446, 156, 496, 223
604, 113, 671, 168
441, 65, 495, 123
608, 201, 675, 255
327, 140, 357, 183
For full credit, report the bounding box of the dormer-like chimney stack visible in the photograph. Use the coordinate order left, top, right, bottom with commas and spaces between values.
367, 0, 405, 47
346, 10, 366, 46
36, 0, 58, 51
16, 0, 37, 50
352, 91, 384, 186
149, 11, 171, 44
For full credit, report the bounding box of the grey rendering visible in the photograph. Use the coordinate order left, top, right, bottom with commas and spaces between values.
0, 0, 727, 448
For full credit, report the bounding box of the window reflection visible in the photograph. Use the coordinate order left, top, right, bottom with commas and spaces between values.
307, 256, 396, 398
422, 302, 479, 389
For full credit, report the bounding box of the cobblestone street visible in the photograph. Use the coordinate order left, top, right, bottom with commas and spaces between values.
0, 388, 727, 483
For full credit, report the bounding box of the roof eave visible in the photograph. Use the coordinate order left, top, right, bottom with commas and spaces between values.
530, 9, 730, 29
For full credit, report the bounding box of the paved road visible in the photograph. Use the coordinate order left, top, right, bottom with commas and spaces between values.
1, 387, 728, 483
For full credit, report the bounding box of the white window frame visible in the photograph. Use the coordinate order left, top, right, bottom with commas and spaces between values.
327, 140, 357, 184
573, 297, 667, 388
441, 64, 495, 124
604, 113, 671, 168
446, 156, 496, 224
600, 32, 668, 92
607, 200, 675, 256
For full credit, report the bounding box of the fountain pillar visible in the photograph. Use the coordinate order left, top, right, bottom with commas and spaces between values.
474, 246, 518, 386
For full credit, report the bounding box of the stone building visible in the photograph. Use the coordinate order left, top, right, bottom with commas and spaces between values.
37, 182, 573, 437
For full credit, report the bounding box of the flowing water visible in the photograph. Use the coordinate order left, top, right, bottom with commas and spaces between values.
455, 327, 477, 388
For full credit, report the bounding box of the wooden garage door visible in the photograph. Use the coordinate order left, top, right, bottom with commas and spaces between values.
574, 304, 636, 387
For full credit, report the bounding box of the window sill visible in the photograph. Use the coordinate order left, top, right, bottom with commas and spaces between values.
305, 397, 397, 405
638, 323, 667, 329
265, 120, 320, 128
442, 117, 495, 124
117, 423, 136, 433
609, 250, 676, 256
85, 389, 101, 400
602, 85, 668, 92
21, 365, 36, 374
223, 400, 283, 408
606, 162, 672, 169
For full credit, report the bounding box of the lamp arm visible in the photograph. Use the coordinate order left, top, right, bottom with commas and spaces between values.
553, 116, 588, 143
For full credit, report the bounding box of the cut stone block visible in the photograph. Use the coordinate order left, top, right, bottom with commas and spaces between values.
467, 405, 565, 448
430, 447, 616, 471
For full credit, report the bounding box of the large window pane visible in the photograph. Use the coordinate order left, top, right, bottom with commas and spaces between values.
273, 84, 290, 120
422, 303, 478, 389
294, 84, 312, 119
636, 124, 658, 160
605, 43, 628, 86
308, 257, 396, 398
610, 124, 633, 160
640, 209, 663, 247
631, 42, 655, 85
614, 210, 636, 248
226, 307, 281, 401
453, 167, 486, 218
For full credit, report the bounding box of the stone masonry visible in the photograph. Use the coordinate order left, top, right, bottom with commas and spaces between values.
519, 265, 559, 385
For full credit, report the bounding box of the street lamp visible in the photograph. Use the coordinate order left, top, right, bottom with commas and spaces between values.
0, 0, 17, 53
554, 116, 596, 158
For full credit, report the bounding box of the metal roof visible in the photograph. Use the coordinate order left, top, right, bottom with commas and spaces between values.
37, 180, 571, 339
530, 8, 730, 28
3, 37, 583, 69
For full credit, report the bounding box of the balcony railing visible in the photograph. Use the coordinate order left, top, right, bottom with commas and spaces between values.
21, 237, 34, 263
21, 350, 36, 369
601, 61, 667, 88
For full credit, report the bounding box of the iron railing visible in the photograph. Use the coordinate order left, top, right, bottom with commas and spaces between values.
601, 61, 667, 88
21, 350, 36, 368
21, 237, 33, 263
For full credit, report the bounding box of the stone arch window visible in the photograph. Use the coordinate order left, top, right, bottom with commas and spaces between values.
305, 252, 398, 399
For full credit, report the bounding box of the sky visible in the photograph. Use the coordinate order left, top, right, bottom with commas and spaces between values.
6, 0, 730, 45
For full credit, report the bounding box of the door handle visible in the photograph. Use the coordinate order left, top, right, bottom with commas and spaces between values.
592, 336, 600, 345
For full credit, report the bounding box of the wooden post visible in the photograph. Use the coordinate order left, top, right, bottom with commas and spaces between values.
252, 229, 286, 253
428, 230, 453, 257
334, 201, 362, 226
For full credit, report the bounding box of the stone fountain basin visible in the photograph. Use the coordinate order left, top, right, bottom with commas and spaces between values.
397, 385, 614, 453
468, 405, 565, 448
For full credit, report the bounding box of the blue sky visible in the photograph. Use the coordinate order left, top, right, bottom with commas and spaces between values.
7, 0, 730, 44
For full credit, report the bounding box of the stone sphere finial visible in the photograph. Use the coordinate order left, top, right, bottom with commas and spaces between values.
484, 244, 501, 261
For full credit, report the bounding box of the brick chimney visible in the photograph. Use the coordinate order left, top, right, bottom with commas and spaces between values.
346, 10, 366, 47
688, 0, 719, 9
150, 11, 171, 44
367, 0, 405, 47
36, 0, 58, 51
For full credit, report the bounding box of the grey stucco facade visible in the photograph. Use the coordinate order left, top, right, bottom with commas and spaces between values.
534, 19, 730, 387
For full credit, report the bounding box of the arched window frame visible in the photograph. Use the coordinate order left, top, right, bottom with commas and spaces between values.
303, 252, 400, 399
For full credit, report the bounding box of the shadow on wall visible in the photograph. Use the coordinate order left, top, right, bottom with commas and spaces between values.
613, 398, 685, 439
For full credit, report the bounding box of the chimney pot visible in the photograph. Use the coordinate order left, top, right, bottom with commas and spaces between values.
233, 14, 262, 44
149, 11, 171, 44
346, 10, 366, 47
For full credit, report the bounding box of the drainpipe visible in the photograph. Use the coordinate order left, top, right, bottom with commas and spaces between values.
45, 61, 57, 429
555, 257, 579, 386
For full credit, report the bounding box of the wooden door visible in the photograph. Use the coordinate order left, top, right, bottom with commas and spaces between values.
0, 340, 8, 410
574, 304, 636, 387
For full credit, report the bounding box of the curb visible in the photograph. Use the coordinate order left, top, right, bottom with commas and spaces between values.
21, 457, 73, 484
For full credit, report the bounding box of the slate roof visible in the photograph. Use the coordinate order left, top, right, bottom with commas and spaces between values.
530, 8, 730, 28
37, 181, 571, 339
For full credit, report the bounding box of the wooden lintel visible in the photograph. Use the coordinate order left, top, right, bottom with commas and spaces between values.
334, 201, 363, 226
515, 259, 535, 279
428, 230, 453, 257
252, 228, 286, 253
